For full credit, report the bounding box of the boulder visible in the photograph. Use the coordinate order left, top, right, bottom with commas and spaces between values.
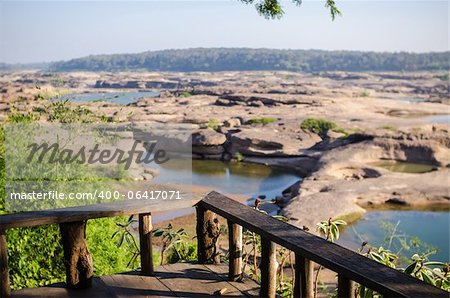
192, 129, 227, 156
192, 129, 226, 146
223, 118, 241, 128
227, 128, 322, 157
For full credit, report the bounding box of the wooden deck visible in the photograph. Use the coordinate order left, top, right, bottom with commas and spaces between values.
11, 263, 260, 297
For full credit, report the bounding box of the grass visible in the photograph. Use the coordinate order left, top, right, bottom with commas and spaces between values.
206, 118, 220, 130
380, 125, 397, 131
34, 87, 70, 101
300, 118, 348, 136
356, 91, 370, 97
11, 99, 114, 124
433, 73, 449, 81
178, 91, 192, 98
248, 117, 276, 125
236, 152, 244, 162
334, 211, 365, 225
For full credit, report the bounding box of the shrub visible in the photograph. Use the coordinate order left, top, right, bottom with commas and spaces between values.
433, 73, 449, 81
5, 217, 144, 290
357, 91, 370, 97
207, 118, 220, 131
178, 91, 192, 98
236, 152, 244, 163
248, 117, 276, 125
300, 118, 338, 135
0, 103, 147, 290
380, 125, 397, 131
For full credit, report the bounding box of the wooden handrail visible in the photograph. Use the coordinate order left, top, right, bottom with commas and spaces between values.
0, 200, 157, 230
196, 191, 448, 298
0, 201, 155, 297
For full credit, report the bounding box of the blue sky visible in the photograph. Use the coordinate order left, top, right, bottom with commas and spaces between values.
0, 0, 448, 63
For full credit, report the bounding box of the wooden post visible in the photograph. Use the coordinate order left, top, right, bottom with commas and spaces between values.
139, 213, 154, 276
196, 206, 221, 264
0, 231, 10, 297
59, 221, 94, 289
227, 220, 242, 281
260, 238, 276, 298
338, 274, 355, 298
294, 254, 314, 298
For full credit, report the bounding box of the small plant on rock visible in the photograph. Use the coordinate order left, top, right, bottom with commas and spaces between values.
207, 118, 220, 131
248, 117, 277, 125
300, 118, 348, 137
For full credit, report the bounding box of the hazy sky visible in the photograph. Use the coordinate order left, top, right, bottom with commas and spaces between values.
0, 0, 448, 63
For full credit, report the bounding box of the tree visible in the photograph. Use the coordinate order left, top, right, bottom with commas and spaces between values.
240, 0, 341, 20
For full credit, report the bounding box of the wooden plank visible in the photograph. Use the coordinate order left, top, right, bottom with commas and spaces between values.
0, 200, 158, 230
11, 266, 259, 297
139, 213, 154, 276
260, 238, 277, 298
203, 264, 260, 297
227, 220, 243, 281
158, 263, 242, 296
12, 280, 113, 297
337, 274, 355, 298
197, 191, 448, 298
0, 232, 11, 297
103, 272, 175, 298
294, 254, 313, 298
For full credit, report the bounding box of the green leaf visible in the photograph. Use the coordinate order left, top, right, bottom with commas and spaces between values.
117, 232, 125, 248
421, 271, 435, 286
153, 229, 164, 237
333, 219, 347, 226
111, 230, 120, 239
127, 214, 134, 223
424, 261, 447, 267
331, 223, 340, 241
404, 261, 417, 275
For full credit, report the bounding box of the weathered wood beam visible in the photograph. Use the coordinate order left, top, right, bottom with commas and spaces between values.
59, 221, 93, 289
227, 220, 242, 281
139, 213, 154, 276
198, 192, 449, 297
338, 274, 355, 298
0, 231, 10, 297
260, 238, 277, 298
196, 206, 221, 264
294, 254, 314, 298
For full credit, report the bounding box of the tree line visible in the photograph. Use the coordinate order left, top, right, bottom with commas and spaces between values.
3, 48, 449, 72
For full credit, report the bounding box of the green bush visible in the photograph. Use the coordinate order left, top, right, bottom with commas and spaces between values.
433, 73, 449, 81
207, 118, 220, 131
5, 217, 146, 290
6, 226, 65, 289
300, 118, 338, 135
236, 152, 244, 163
248, 117, 276, 125
0, 107, 152, 290
178, 91, 192, 98
380, 125, 397, 131
357, 91, 370, 97
165, 242, 197, 264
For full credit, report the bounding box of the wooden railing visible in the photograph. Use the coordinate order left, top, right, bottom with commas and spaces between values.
195, 191, 448, 298
0, 201, 155, 297
1, 192, 448, 298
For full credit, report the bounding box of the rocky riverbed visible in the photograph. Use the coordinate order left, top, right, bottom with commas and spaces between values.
1, 70, 449, 229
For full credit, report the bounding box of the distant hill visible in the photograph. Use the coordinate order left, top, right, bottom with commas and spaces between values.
5, 48, 450, 72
